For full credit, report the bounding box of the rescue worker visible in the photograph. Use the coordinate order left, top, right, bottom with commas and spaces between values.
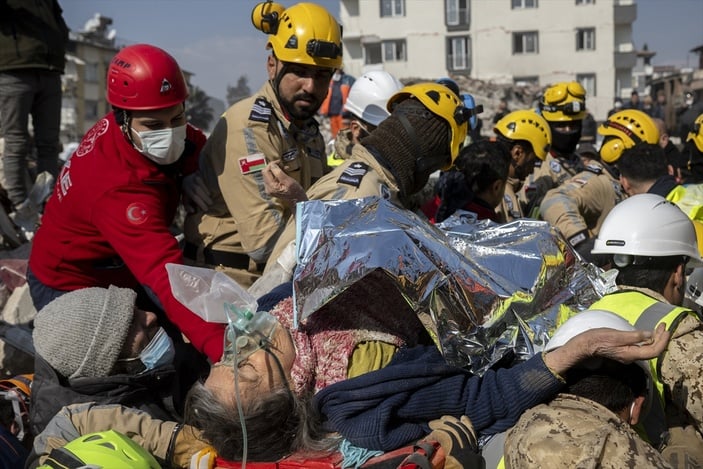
682, 113, 703, 183
539, 109, 659, 263
617, 142, 703, 255
26, 44, 226, 363
492, 109, 551, 222
183, 1, 342, 288
421, 139, 510, 223
588, 193, 703, 467
319, 67, 354, 139
327, 70, 403, 167
504, 310, 671, 469
520, 81, 588, 217
0, 374, 32, 466
257, 81, 477, 293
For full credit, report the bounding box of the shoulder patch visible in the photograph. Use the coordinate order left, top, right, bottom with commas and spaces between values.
583, 163, 603, 175
126, 202, 149, 225
549, 159, 562, 174
239, 153, 267, 174
337, 162, 369, 188
249, 97, 272, 123
75, 118, 109, 158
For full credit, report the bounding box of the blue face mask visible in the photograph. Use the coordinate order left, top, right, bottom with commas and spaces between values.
138, 327, 175, 371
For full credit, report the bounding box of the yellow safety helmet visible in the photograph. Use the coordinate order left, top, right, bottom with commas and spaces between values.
252, 2, 343, 69
598, 109, 659, 163
686, 113, 703, 153
539, 81, 587, 122
386, 82, 471, 169
494, 109, 552, 160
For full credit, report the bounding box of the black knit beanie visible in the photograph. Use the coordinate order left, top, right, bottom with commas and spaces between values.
361, 99, 450, 198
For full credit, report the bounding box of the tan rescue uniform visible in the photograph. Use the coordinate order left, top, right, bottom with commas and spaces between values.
539, 161, 624, 243
264, 143, 401, 273
504, 393, 672, 469
498, 177, 523, 222
183, 82, 327, 286
519, 152, 582, 218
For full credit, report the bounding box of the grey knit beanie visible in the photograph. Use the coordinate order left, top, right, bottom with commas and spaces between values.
33, 286, 137, 379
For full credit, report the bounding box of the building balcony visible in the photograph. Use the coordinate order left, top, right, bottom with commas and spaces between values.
614, 1, 636, 25
614, 43, 637, 69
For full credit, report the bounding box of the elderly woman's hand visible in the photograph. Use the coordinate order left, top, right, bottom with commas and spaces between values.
544, 322, 670, 377
263, 162, 307, 205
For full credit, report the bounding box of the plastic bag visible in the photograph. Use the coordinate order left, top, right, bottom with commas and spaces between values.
165, 263, 258, 323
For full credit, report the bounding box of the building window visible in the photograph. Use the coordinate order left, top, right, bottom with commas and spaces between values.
575, 0, 595, 4
364, 39, 406, 64
513, 76, 539, 86
446, 0, 469, 27
576, 28, 596, 51
511, 0, 538, 9
364, 43, 382, 65
380, 0, 404, 17
383, 39, 406, 62
577, 73, 596, 96
447, 36, 471, 71
84, 99, 98, 121
84, 63, 98, 83
512, 31, 538, 54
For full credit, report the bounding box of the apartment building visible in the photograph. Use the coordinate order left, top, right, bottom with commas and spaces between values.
340, 0, 639, 120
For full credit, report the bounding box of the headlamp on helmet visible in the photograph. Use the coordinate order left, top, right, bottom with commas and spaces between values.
256, 1, 343, 69
539, 81, 587, 122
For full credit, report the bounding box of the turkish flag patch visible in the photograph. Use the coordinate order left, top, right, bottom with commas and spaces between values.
126, 202, 149, 225
239, 153, 267, 174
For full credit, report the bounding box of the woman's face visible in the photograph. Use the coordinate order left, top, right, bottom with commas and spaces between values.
128, 103, 186, 144
204, 322, 296, 407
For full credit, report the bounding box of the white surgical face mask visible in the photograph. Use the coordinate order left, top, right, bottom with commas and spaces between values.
132, 124, 187, 165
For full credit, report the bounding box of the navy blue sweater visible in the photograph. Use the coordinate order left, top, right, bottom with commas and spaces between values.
314, 344, 563, 451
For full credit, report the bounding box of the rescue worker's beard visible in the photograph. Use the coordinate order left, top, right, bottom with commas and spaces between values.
278, 90, 321, 121
361, 99, 450, 200
550, 121, 582, 155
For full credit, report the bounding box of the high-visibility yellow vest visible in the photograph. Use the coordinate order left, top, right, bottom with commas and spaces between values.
589, 290, 701, 446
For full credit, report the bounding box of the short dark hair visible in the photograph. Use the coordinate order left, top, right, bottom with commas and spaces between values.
564, 358, 647, 414
434, 140, 510, 222
617, 143, 668, 183
615, 255, 684, 294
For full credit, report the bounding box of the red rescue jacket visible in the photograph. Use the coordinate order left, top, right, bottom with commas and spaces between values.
29, 112, 225, 362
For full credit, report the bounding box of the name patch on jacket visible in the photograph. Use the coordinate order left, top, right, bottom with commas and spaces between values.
239, 153, 267, 174
337, 162, 369, 188
249, 97, 272, 123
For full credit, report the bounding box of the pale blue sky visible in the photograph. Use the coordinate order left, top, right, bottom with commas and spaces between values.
61, 0, 703, 103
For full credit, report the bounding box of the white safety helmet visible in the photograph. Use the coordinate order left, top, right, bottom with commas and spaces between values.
546, 309, 654, 417
686, 267, 703, 307
591, 194, 703, 267
344, 71, 403, 127
545, 309, 636, 352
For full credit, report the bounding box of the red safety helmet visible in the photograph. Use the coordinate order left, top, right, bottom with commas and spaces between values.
107, 44, 189, 111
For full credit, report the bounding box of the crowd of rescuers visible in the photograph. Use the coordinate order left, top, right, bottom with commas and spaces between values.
16, 0, 703, 467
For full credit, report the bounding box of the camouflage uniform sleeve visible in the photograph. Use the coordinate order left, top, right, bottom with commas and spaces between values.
660, 324, 703, 430
504, 395, 673, 469
539, 173, 614, 245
